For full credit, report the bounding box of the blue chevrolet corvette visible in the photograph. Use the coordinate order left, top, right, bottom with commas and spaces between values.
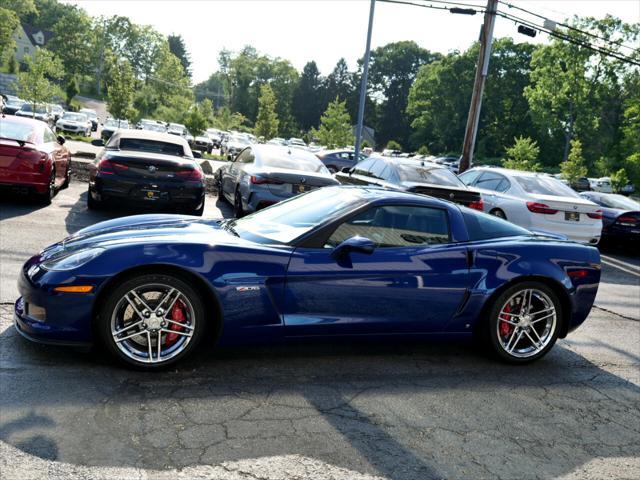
15, 186, 601, 369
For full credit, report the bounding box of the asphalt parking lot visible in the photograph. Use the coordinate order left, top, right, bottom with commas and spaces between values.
0, 183, 638, 479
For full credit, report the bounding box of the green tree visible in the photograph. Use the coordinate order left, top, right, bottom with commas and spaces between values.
561, 139, 588, 184
0, 8, 19, 63
255, 84, 279, 139
610, 168, 629, 193
168, 34, 191, 78
65, 76, 78, 106
212, 106, 247, 131
503, 136, 542, 171
417, 145, 430, 156
7, 55, 18, 74
15, 49, 64, 113
293, 61, 324, 130
312, 98, 353, 149
183, 99, 213, 138
386, 140, 402, 151
106, 59, 137, 121
46, 5, 93, 80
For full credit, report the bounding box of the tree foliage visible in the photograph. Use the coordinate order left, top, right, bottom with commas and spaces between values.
106, 58, 137, 121
503, 136, 542, 172
311, 98, 354, 149
255, 84, 279, 139
610, 168, 630, 193
184, 99, 213, 138
15, 49, 64, 110
168, 34, 191, 78
561, 139, 588, 183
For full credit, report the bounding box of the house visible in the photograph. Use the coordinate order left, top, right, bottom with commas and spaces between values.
12, 24, 54, 63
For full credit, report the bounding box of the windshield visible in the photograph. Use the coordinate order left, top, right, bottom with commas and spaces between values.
21, 104, 47, 113
230, 135, 250, 144
397, 164, 465, 187
262, 153, 328, 173
588, 194, 639, 210
81, 110, 97, 119
229, 187, 364, 244
515, 175, 580, 198
105, 119, 128, 128
143, 123, 166, 132
62, 113, 87, 122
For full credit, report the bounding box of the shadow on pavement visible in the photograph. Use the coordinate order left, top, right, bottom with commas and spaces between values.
0, 193, 49, 222
1, 321, 638, 479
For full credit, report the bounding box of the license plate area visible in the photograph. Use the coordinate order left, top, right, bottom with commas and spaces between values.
565, 211, 580, 222
139, 188, 168, 201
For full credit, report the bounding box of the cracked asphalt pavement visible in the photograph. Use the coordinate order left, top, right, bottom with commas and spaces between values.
1, 184, 639, 479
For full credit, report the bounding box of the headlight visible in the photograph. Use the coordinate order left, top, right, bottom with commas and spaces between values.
41, 248, 104, 271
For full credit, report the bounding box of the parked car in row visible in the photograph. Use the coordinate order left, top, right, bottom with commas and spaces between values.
216, 144, 339, 217
79, 108, 99, 131
336, 156, 483, 210
88, 130, 205, 215
49, 104, 65, 122
193, 134, 213, 154
315, 149, 366, 173
139, 119, 167, 133
220, 133, 252, 159
589, 177, 613, 193
15, 103, 53, 126
580, 192, 639, 248
0, 115, 71, 203
14, 185, 601, 368
267, 137, 287, 146
459, 167, 602, 245
101, 118, 129, 142
287, 137, 306, 148
205, 128, 223, 148
56, 112, 92, 136
2, 95, 24, 115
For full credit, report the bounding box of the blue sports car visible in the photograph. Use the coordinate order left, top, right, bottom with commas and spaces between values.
15, 186, 601, 369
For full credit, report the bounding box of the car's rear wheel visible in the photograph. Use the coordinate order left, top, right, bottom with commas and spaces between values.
234, 189, 244, 218
37, 169, 56, 205
486, 282, 561, 363
490, 209, 507, 220
86, 186, 101, 210
97, 273, 206, 369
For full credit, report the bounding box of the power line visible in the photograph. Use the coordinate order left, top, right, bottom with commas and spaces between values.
500, 0, 639, 53
377, 0, 471, 14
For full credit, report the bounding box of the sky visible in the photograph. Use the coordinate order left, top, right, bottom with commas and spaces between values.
65, 0, 640, 84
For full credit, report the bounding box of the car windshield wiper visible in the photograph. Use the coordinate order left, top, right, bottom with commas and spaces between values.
220, 220, 239, 237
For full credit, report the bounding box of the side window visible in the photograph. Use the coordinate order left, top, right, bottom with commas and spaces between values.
43, 128, 56, 143
353, 158, 377, 175
326, 205, 450, 248
458, 169, 481, 186
236, 148, 254, 164
476, 172, 508, 192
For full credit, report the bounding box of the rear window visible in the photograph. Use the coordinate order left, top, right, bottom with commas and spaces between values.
0, 120, 40, 143
515, 175, 579, 198
397, 164, 465, 187
262, 154, 328, 173
118, 138, 185, 157
461, 207, 531, 241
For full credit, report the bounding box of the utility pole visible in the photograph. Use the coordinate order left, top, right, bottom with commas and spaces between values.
459, 0, 498, 173
355, 0, 376, 159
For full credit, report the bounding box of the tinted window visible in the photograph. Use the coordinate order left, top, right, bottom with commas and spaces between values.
476, 171, 509, 192
236, 148, 255, 164
369, 160, 390, 180
461, 207, 531, 241
353, 158, 377, 175
397, 164, 465, 187
327, 205, 450, 248
515, 175, 580, 198
458, 169, 482, 186
583, 194, 639, 210
262, 153, 327, 173
119, 138, 185, 156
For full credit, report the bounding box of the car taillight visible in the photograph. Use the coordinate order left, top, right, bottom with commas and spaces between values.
526, 202, 558, 214
98, 159, 128, 175
587, 210, 603, 220
616, 215, 638, 226
468, 199, 484, 211
250, 175, 283, 185
567, 269, 589, 279
176, 168, 203, 181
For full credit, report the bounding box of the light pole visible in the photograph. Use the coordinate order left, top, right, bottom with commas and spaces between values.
354, 0, 376, 158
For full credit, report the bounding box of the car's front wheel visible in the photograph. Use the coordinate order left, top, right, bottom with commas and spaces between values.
97, 273, 206, 369
486, 282, 561, 363
234, 189, 244, 218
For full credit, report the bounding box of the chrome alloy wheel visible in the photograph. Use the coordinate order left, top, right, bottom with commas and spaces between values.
110, 283, 196, 364
496, 288, 557, 359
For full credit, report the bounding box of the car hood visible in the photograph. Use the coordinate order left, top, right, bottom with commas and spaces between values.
59, 120, 84, 126
40, 214, 247, 259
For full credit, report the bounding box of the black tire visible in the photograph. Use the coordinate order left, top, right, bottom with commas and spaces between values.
87, 187, 101, 210
97, 273, 207, 370
490, 209, 507, 220
484, 281, 562, 364
181, 200, 204, 217
234, 188, 244, 218
37, 169, 56, 205
216, 174, 226, 202
61, 163, 71, 190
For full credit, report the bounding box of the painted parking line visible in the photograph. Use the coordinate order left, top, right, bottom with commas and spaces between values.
601, 254, 640, 270
601, 258, 640, 278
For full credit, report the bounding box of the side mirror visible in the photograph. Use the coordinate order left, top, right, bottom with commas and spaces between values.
341, 167, 352, 174
56, 135, 66, 145
91, 139, 104, 147
330, 236, 376, 261
193, 151, 202, 159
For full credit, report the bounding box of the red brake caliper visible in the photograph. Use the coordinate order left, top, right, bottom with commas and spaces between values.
165, 300, 187, 345
499, 303, 513, 338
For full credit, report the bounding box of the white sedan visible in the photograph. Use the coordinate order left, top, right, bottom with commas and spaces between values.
458, 167, 602, 245
55, 112, 92, 136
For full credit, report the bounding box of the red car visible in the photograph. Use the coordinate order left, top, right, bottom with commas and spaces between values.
0, 115, 71, 203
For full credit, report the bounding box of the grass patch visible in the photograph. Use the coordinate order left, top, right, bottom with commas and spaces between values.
63, 134, 94, 143
202, 152, 227, 161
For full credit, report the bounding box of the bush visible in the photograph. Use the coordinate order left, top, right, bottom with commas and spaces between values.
417, 145, 430, 156
610, 168, 630, 193
386, 140, 402, 151
502, 136, 542, 171
560, 139, 588, 184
